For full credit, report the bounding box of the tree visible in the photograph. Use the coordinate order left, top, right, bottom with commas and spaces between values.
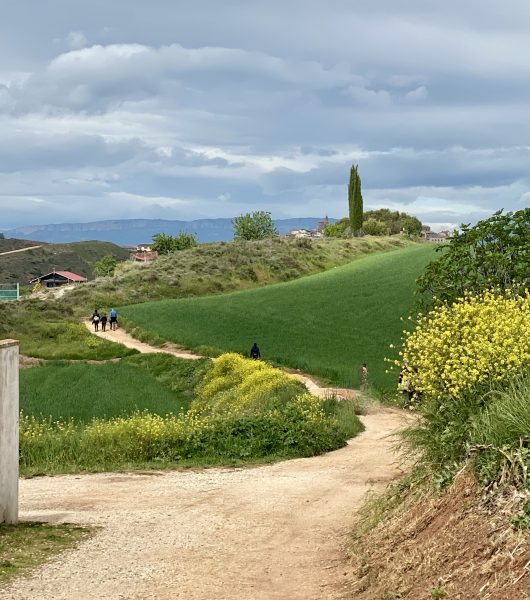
363, 219, 389, 236
417, 208, 530, 305
323, 218, 350, 238
151, 233, 174, 255
94, 255, 117, 278
364, 208, 422, 236
172, 231, 198, 251
232, 211, 278, 241
151, 231, 198, 254
348, 165, 363, 237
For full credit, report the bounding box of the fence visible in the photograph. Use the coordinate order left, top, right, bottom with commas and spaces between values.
0, 283, 20, 301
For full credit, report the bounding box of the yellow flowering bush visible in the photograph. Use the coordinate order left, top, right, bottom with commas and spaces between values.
398, 289, 530, 400
20, 353, 363, 474
193, 352, 305, 415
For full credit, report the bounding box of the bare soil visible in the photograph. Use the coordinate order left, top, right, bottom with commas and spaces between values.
349, 470, 530, 599
0, 323, 410, 599
3, 411, 407, 599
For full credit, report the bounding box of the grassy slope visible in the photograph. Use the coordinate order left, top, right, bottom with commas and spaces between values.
122, 244, 436, 390
20, 355, 210, 422
0, 240, 130, 284
67, 236, 414, 309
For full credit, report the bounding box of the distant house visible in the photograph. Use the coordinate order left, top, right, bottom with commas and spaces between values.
129, 244, 158, 262
420, 226, 453, 243
286, 229, 323, 239
30, 271, 88, 288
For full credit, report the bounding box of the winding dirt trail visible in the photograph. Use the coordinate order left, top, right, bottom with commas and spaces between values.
3, 327, 409, 600
85, 322, 353, 398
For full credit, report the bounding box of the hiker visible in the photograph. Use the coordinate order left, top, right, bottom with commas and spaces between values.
109, 308, 118, 331
100, 314, 108, 332
399, 364, 412, 408
360, 363, 368, 391
91, 309, 100, 332
250, 342, 261, 360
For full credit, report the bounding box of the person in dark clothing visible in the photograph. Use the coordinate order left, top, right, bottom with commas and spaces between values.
91, 309, 100, 332
100, 314, 108, 332
250, 342, 261, 360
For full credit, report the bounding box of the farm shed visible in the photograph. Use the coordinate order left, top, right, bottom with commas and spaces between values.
30, 271, 88, 288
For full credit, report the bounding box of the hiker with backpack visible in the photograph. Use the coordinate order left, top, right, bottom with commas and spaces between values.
91, 309, 100, 332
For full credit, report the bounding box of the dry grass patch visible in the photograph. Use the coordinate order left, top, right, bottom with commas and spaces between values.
0, 522, 92, 586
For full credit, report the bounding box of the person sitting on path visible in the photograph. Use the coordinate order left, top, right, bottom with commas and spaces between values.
109, 308, 118, 331
100, 314, 108, 332
91, 309, 100, 332
250, 342, 261, 360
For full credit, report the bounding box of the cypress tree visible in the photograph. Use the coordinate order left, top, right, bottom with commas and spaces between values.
348, 164, 363, 236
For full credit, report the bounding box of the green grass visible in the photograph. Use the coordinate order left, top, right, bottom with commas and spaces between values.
0, 300, 136, 360
67, 235, 415, 309
0, 522, 92, 585
2, 236, 416, 362
18, 353, 363, 476
122, 244, 436, 389
20, 355, 210, 422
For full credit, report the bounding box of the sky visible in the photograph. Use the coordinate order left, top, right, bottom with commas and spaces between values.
0, 0, 528, 231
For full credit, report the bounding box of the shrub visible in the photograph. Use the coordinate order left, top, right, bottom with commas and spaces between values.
363, 219, 390, 236
399, 291, 530, 485
470, 369, 530, 486
19, 352, 363, 474
398, 289, 530, 401
417, 208, 530, 305
192, 353, 306, 416
232, 211, 278, 241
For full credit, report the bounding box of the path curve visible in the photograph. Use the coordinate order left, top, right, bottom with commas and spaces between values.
85, 321, 354, 399
3, 325, 409, 599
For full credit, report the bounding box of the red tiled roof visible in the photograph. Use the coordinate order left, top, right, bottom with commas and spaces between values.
30, 271, 88, 283
55, 271, 88, 281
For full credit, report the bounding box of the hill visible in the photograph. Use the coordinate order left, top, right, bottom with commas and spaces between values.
0, 237, 43, 253
66, 236, 414, 309
0, 240, 130, 284
120, 244, 436, 390
4, 217, 334, 245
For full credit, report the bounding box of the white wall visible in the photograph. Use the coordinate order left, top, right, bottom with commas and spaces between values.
0, 339, 19, 524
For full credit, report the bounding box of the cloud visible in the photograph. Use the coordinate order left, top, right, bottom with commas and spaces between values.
66, 31, 88, 50
0, 1, 527, 230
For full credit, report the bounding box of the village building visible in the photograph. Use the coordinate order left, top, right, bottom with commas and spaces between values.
420, 225, 453, 243
286, 228, 323, 239
30, 271, 88, 288
129, 244, 158, 262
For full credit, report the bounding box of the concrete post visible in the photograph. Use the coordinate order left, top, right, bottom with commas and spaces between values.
0, 339, 19, 524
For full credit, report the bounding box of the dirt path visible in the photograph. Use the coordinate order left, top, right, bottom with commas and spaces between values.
0, 245, 42, 256
85, 322, 353, 398
3, 325, 409, 599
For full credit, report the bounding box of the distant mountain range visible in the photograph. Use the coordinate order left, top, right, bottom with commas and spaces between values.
4, 218, 332, 245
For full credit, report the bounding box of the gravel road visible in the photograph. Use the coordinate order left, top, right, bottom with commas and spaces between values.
2, 324, 407, 599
